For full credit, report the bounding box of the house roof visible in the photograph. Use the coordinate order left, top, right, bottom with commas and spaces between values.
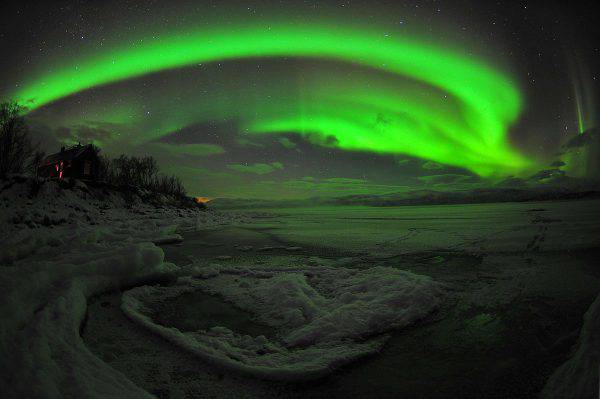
44, 144, 95, 164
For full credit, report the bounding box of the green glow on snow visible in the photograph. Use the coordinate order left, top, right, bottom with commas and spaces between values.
13, 22, 533, 176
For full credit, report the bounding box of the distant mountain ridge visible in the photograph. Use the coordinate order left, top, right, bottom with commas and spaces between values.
209, 187, 600, 209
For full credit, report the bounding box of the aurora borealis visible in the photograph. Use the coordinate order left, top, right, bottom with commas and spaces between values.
1, 0, 598, 198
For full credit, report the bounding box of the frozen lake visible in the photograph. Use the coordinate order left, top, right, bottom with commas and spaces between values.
83, 199, 600, 398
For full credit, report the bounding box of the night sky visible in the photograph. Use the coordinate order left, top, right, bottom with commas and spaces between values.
1, 0, 598, 198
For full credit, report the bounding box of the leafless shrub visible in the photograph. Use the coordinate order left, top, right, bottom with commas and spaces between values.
101, 153, 186, 197
153, 174, 186, 198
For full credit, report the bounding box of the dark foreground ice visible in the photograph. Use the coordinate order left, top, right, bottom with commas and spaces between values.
82, 200, 600, 398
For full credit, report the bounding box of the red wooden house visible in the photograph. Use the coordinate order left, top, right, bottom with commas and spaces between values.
39, 144, 100, 180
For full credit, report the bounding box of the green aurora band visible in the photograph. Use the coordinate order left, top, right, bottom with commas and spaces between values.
13, 23, 534, 176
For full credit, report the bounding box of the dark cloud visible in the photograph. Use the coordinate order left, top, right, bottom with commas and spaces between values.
562, 127, 599, 149
557, 127, 600, 180
418, 174, 477, 184
73, 124, 114, 143
235, 137, 265, 148
495, 176, 528, 188
277, 137, 297, 149
26, 121, 62, 152
421, 161, 444, 170
149, 142, 225, 157
530, 169, 565, 181
227, 162, 284, 175
51, 122, 121, 145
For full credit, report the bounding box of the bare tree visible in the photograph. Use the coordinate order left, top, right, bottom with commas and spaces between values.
101, 153, 186, 197
107, 154, 160, 189
0, 101, 41, 178
28, 150, 46, 179
97, 154, 112, 182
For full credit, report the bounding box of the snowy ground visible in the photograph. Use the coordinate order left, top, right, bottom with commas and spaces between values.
1, 176, 598, 398
121, 264, 442, 381
85, 200, 599, 398
0, 176, 246, 398
0, 177, 444, 398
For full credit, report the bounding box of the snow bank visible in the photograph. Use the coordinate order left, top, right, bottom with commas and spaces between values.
0, 242, 170, 399
0, 176, 246, 265
0, 176, 443, 392
0, 176, 241, 398
122, 263, 443, 381
541, 292, 600, 399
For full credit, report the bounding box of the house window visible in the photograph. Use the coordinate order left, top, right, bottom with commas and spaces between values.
83, 160, 91, 176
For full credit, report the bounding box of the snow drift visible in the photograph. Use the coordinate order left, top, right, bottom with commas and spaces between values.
0, 241, 171, 399
121, 263, 444, 381
541, 292, 600, 399
0, 176, 241, 398
0, 176, 444, 396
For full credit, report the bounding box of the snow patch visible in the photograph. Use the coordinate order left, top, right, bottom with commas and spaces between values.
542, 292, 600, 399
0, 176, 244, 398
121, 263, 443, 381
1, 242, 168, 399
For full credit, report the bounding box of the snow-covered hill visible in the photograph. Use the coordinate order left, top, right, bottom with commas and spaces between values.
0, 175, 245, 398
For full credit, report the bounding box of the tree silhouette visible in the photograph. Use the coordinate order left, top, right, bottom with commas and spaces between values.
0, 101, 44, 178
